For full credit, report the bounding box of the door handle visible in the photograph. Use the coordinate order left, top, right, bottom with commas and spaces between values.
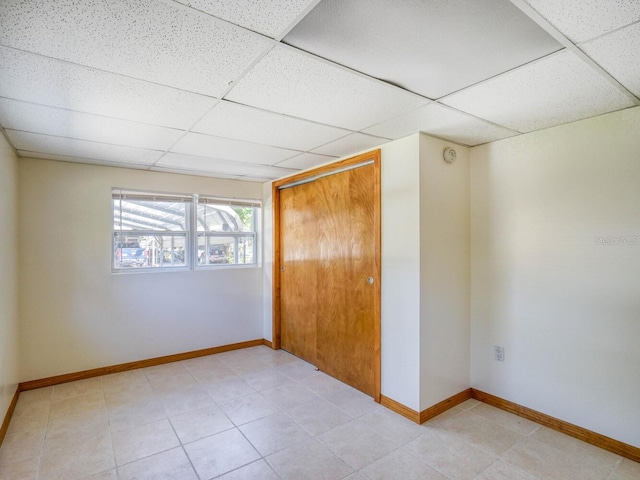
367, 276, 374, 285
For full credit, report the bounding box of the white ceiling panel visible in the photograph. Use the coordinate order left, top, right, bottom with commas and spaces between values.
274, 152, 338, 170
242, 164, 300, 180
7, 130, 162, 165
312, 133, 389, 157
192, 100, 350, 151
364, 104, 519, 146
284, 0, 561, 99
152, 166, 243, 180
157, 153, 259, 175
0, 0, 272, 96
226, 45, 428, 131
0, 98, 184, 151
171, 132, 300, 165
441, 51, 635, 133
523, 0, 640, 43
16, 150, 152, 171
0, 47, 215, 130
581, 22, 640, 97
173, 0, 319, 38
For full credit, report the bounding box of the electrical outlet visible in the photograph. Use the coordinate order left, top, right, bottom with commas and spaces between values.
494, 345, 505, 362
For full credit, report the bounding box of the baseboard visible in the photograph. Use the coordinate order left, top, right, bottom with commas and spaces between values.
0, 386, 20, 448
381, 388, 472, 425
420, 388, 473, 423
19, 339, 265, 391
471, 389, 640, 463
263, 338, 273, 348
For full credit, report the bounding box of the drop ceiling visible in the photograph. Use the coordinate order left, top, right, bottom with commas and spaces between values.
0, 0, 638, 181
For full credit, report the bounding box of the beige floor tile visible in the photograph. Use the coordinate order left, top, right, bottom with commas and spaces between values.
457, 398, 482, 410
111, 418, 179, 465
49, 391, 106, 422
216, 349, 255, 365
277, 358, 319, 380
242, 368, 294, 391
471, 403, 541, 436
101, 370, 148, 391
297, 372, 351, 397
227, 357, 272, 376
38, 430, 114, 480
613, 458, 640, 479
246, 347, 298, 368
240, 412, 312, 456
531, 426, 621, 469
287, 397, 352, 436
204, 377, 256, 404
82, 469, 118, 479
359, 449, 448, 480
439, 411, 523, 456
146, 370, 198, 394
343, 473, 369, 480
474, 460, 537, 480
46, 411, 110, 441
184, 428, 260, 479
404, 430, 495, 480
217, 459, 280, 479
219, 392, 278, 426
107, 398, 167, 432
52, 377, 103, 402
169, 404, 234, 444
158, 386, 214, 417
7, 401, 50, 434
318, 421, 397, 469
103, 381, 155, 409
501, 437, 612, 480
359, 408, 425, 446
0, 427, 45, 466
0, 455, 39, 480
323, 387, 381, 418
117, 447, 198, 480
266, 438, 353, 480
261, 382, 319, 411
422, 405, 464, 426
187, 363, 238, 385
15, 387, 53, 408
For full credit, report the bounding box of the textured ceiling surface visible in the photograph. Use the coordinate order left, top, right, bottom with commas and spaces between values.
0, 0, 638, 181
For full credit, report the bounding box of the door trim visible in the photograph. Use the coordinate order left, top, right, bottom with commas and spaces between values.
272, 149, 381, 402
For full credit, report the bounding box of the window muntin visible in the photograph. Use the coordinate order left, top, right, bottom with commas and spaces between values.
112, 189, 259, 271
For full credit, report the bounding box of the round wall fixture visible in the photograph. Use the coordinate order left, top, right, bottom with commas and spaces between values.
443, 147, 457, 164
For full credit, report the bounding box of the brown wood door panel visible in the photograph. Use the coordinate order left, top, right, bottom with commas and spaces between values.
279, 182, 317, 365
315, 164, 376, 396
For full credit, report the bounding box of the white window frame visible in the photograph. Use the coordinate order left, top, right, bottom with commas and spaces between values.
112, 188, 261, 273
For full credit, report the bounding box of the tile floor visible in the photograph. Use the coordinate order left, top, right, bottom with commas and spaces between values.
0, 346, 637, 480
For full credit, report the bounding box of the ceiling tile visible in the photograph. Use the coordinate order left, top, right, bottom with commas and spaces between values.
284, 0, 561, 99
171, 132, 300, 165
16, 150, 151, 170
523, 0, 640, 43
156, 152, 258, 176
7, 130, 162, 165
173, 0, 318, 38
0, 0, 272, 96
441, 51, 635, 133
363, 103, 519, 146
192, 100, 350, 151
242, 164, 300, 180
581, 22, 640, 97
312, 132, 389, 157
274, 152, 338, 170
0, 98, 184, 151
0, 47, 215, 130
152, 166, 243, 180
226, 45, 428, 130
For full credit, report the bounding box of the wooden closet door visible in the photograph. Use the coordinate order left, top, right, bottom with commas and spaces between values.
279, 162, 377, 397
279, 181, 318, 365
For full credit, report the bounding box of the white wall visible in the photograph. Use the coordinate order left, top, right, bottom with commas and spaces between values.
19, 158, 265, 381
419, 134, 470, 410
262, 181, 274, 342
470, 106, 640, 447
380, 135, 422, 410
0, 133, 19, 420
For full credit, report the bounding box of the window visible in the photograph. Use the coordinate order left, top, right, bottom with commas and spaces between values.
112, 189, 259, 271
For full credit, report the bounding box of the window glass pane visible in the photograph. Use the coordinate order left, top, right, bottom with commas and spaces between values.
114, 233, 187, 269
114, 199, 187, 232
197, 235, 255, 265
196, 204, 254, 233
